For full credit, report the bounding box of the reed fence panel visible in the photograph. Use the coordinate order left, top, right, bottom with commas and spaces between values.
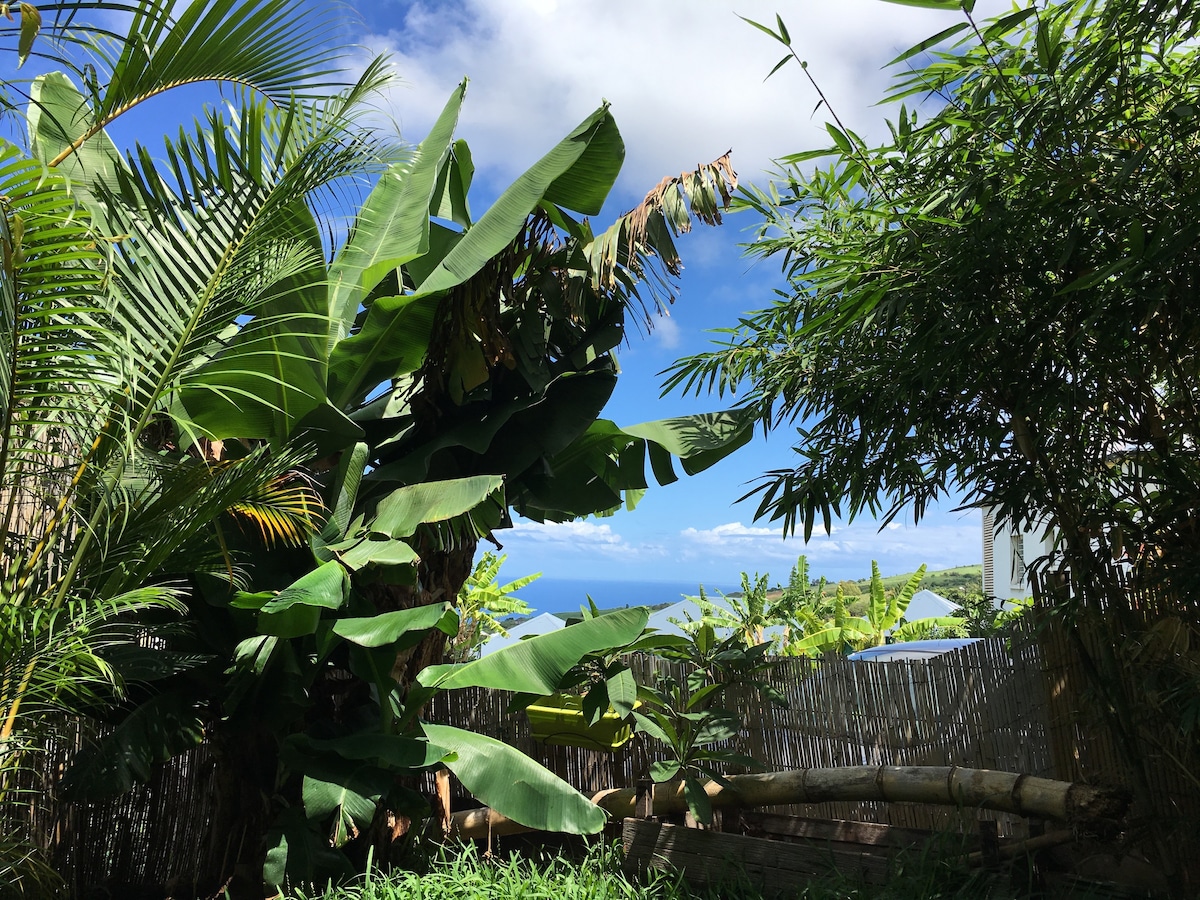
11, 624, 1067, 893
424, 629, 1053, 836
1031, 569, 1200, 886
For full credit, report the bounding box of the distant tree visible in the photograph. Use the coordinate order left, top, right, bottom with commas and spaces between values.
679, 555, 832, 652
449, 552, 537, 662
667, 0, 1200, 870
789, 561, 943, 653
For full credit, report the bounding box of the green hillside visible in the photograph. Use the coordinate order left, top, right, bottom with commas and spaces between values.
855, 565, 982, 595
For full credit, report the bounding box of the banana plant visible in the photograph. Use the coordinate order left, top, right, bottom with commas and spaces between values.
633, 623, 777, 825
504, 598, 690, 728
449, 552, 538, 663
8, 4, 755, 891
166, 80, 753, 597
790, 562, 939, 654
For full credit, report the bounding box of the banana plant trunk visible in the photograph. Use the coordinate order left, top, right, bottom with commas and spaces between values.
194, 724, 278, 898
361, 539, 478, 689
361, 538, 478, 865
191, 541, 477, 894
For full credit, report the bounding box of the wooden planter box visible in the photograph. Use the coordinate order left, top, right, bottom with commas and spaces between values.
525, 694, 635, 750
621, 817, 894, 895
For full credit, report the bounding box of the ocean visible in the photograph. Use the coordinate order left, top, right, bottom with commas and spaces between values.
513, 577, 739, 616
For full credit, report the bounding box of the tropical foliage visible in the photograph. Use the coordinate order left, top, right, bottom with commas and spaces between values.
790, 563, 953, 654
668, 0, 1200, 874
0, 1, 379, 889
633, 623, 777, 825
1, 0, 751, 892
448, 552, 537, 662
677, 557, 962, 656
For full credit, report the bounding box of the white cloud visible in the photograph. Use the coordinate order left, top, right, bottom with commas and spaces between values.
509, 520, 623, 545
358, 0, 1010, 203
652, 314, 682, 350
505, 519, 669, 561
673, 515, 982, 582
683, 521, 777, 540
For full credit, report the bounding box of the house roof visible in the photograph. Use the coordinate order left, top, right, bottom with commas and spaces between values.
644, 599, 702, 637
903, 589, 958, 621
478, 611, 565, 656
847, 638, 982, 662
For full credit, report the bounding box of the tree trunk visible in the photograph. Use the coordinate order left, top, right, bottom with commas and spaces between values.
360, 537, 478, 867
192, 724, 277, 899
360, 538, 478, 690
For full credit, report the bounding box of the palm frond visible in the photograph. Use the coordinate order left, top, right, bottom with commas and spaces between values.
23, 0, 357, 168
225, 468, 325, 550
73, 446, 323, 595
66, 67, 397, 444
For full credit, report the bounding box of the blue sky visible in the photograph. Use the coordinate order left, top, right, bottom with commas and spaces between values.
5, 0, 1005, 587
346, 0, 1003, 585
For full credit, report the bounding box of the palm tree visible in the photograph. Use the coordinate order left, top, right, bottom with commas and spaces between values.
1, 0, 389, 887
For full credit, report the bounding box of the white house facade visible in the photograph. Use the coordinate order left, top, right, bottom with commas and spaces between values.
982, 510, 1053, 602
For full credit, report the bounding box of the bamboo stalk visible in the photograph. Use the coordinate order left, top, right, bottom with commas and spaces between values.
447, 765, 1128, 840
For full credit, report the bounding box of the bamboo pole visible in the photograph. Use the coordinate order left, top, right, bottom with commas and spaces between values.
447, 765, 1128, 840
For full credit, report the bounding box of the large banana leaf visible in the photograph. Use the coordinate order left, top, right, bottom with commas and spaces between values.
320, 475, 503, 574
332, 604, 458, 649
301, 760, 393, 847
418, 606, 648, 692
263, 808, 354, 889
326, 80, 467, 349
362, 371, 616, 491
422, 724, 607, 834
328, 104, 624, 407
258, 561, 348, 614
511, 409, 756, 521
27, 72, 129, 211
371, 475, 504, 538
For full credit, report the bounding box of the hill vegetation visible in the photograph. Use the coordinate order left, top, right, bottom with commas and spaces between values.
857, 565, 982, 596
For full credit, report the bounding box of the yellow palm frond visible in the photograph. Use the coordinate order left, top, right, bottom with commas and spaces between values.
226, 469, 325, 549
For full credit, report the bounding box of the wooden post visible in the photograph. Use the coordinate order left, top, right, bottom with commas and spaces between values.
635, 778, 655, 821
435, 768, 452, 837
978, 819, 999, 868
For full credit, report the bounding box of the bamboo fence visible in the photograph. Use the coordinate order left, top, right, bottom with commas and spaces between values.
1031, 568, 1200, 885
10, 622, 1136, 893
7, 719, 219, 897
423, 630, 1054, 836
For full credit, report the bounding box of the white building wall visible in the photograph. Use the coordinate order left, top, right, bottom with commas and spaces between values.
982, 511, 1055, 603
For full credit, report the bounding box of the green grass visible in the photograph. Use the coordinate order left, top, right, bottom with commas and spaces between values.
289, 842, 703, 900
285, 838, 1117, 900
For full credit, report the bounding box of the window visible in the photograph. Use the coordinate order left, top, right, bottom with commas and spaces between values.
1010, 532, 1026, 592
